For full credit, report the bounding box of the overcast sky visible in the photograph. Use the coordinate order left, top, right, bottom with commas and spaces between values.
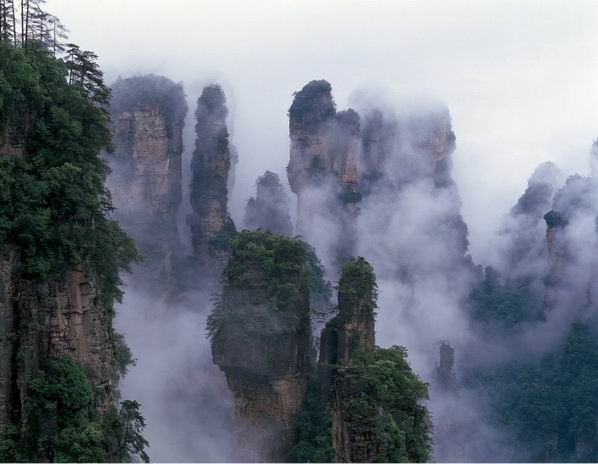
47, 0, 598, 261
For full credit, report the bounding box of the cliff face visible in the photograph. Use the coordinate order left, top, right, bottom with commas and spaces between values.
287, 80, 470, 275
315, 258, 430, 463
319, 258, 377, 462
287, 81, 363, 267
189, 84, 237, 270
108, 75, 187, 264
244, 171, 293, 236
208, 231, 311, 461
319, 257, 376, 373
0, 255, 117, 437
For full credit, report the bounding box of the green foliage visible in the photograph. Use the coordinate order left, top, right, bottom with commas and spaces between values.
289, 376, 335, 463
208, 218, 237, 252
0, 39, 138, 303
468, 266, 542, 331
305, 243, 333, 318
3, 356, 149, 463
113, 331, 136, 379
103, 400, 150, 463
338, 346, 432, 463
288, 79, 336, 130
225, 229, 307, 307
479, 322, 598, 461
338, 257, 378, 318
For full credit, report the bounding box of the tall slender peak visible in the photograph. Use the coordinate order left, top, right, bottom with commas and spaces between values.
243, 170, 293, 236
208, 231, 312, 461
435, 340, 458, 391
512, 162, 563, 217
316, 257, 430, 462
287, 79, 337, 198
360, 109, 397, 194
319, 257, 377, 379
108, 74, 187, 263
287, 80, 363, 265
189, 84, 237, 268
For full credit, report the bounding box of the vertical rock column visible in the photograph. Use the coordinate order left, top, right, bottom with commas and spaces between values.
188, 84, 237, 271
208, 231, 312, 461
243, 170, 293, 236
318, 257, 377, 462
108, 75, 188, 269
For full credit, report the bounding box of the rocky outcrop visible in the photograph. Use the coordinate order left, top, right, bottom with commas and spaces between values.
319, 257, 376, 373
189, 84, 237, 270
287, 80, 470, 273
0, 256, 117, 436
287, 81, 364, 267
208, 231, 311, 461
498, 162, 564, 278
108, 75, 187, 264
244, 171, 293, 236
318, 258, 378, 462
435, 341, 458, 391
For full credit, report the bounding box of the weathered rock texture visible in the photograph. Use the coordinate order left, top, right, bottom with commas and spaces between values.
318, 258, 378, 462
108, 75, 187, 263
319, 257, 376, 373
189, 84, 237, 270
244, 171, 293, 236
209, 231, 311, 461
0, 255, 117, 436
287, 80, 469, 274
287, 82, 361, 264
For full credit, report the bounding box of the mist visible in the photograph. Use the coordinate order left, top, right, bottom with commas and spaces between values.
40, 0, 598, 462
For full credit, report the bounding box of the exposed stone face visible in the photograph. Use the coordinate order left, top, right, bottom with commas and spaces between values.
287, 81, 469, 274
497, 162, 564, 278
0, 256, 117, 436
108, 75, 187, 264
317, 258, 377, 462
287, 81, 364, 267
320, 258, 376, 373
244, 171, 293, 236
189, 84, 237, 269
209, 232, 311, 461
0, 250, 17, 435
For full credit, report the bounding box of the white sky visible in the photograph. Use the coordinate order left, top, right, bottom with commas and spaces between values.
47, 0, 598, 261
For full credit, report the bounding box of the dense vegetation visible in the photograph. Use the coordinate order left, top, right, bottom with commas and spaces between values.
338, 347, 431, 463
0, 39, 137, 304
467, 263, 598, 461
0, 9, 145, 462
288, 79, 336, 130
0, 357, 148, 463
208, 230, 309, 335
467, 322, 598, 462
468, 266, 543, 331
338, 257, 378, 319
289, 375, 335, 463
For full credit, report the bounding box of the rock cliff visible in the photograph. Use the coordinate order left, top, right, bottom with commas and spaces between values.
317, 258, 430, 463
244, 171, 293, 236
208, 231, 311, 461
108, 75, 187, 264
189, 84, 237, 271
287, 80, 470, 274
0, 258, 118, 437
